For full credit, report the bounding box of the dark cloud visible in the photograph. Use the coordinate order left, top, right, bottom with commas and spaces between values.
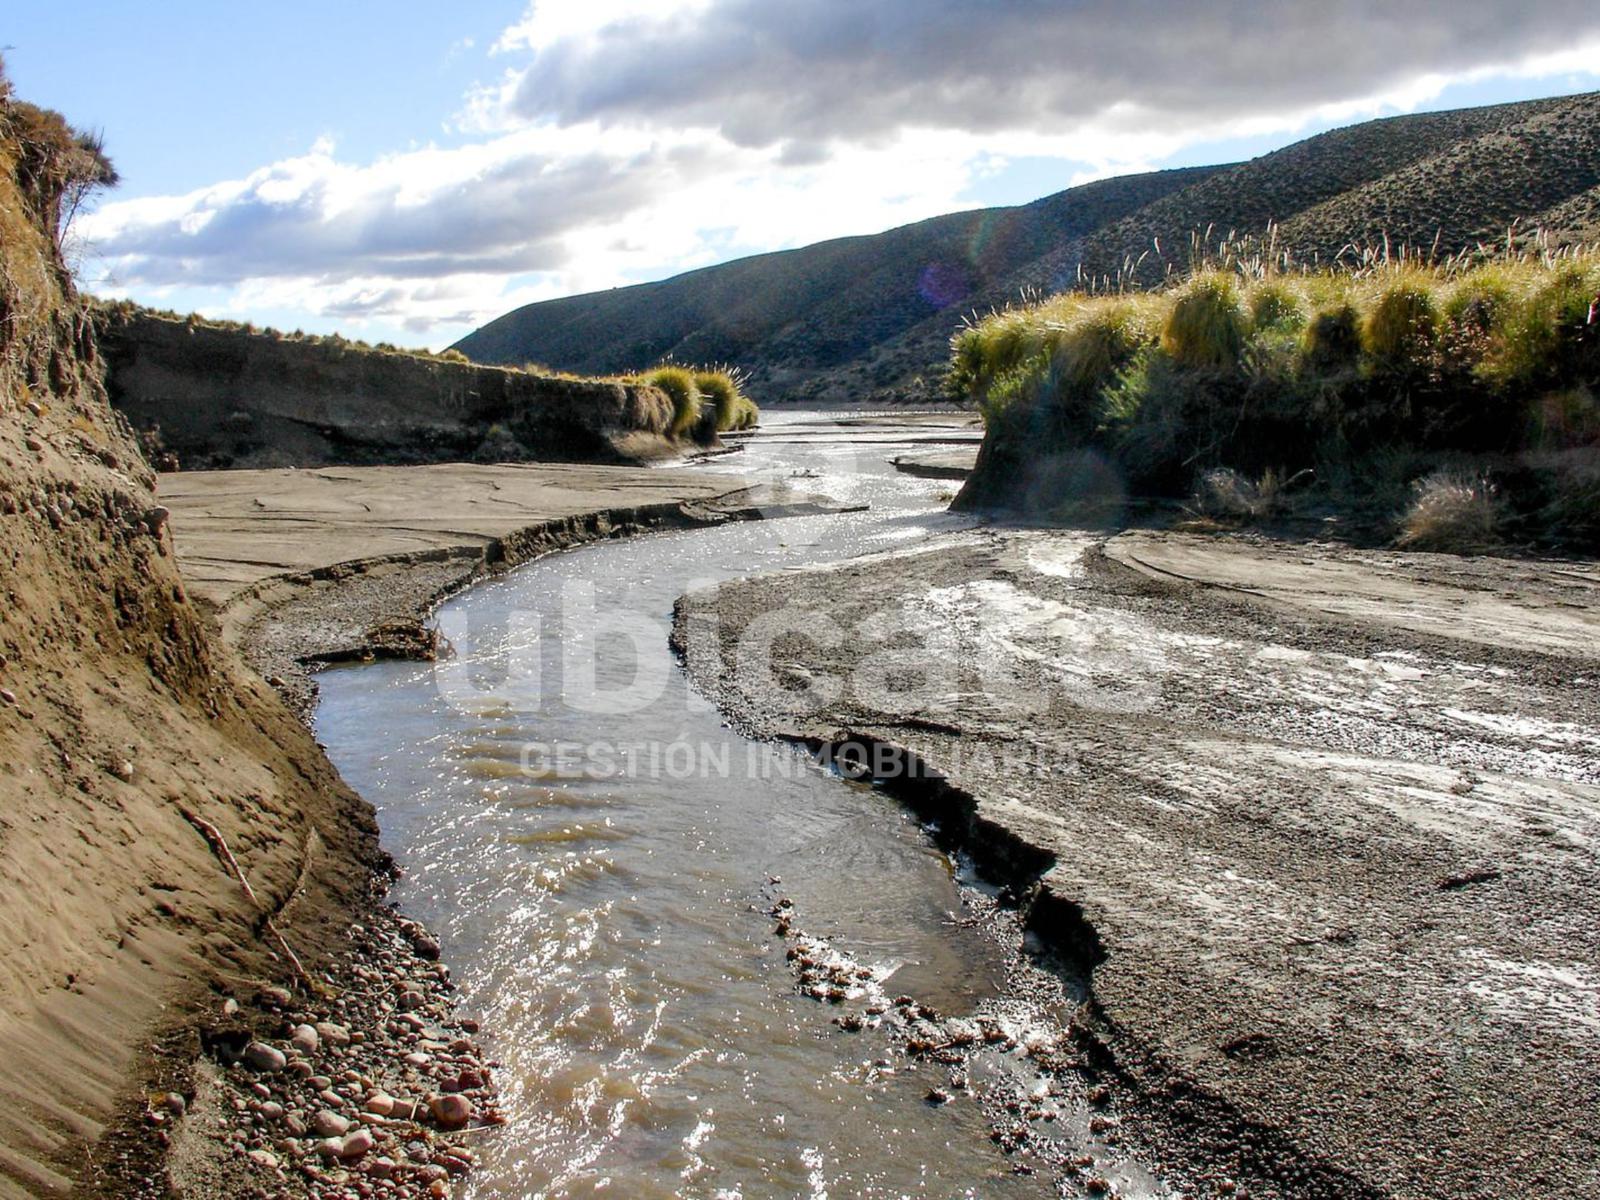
506, 0, 1600, 144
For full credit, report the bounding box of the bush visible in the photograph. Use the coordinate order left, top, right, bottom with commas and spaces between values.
1193, 466, 1309, 521
693, 369, 751, 432
1529, 452, 1600, 552
1362, 282, 1438, 375
1248, 283, 1305, 332
1301, 303, 1363, 375
1497, 263, 1600, 391
1056, 303, 1152, 394
948, 247, 1600, 549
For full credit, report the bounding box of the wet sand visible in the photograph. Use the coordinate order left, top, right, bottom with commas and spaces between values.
675, 525, 1600, 1198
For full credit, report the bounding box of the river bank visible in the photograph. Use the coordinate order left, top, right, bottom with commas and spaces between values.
674, 525, 1600, 1198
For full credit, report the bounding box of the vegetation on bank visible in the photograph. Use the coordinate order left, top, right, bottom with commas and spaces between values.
632, 366, 759, 437
94, 298, 486, 366
950, 238, 1600, 553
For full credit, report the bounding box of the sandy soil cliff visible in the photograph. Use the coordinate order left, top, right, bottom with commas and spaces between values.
0, 84, 383, 1197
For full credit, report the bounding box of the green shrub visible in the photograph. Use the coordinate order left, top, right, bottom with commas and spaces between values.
1248, 283, 1305, 332
1056, 303, 1151, 394
1161, 275, 1247, 371
1497, 263, 1600, 390
947, 248, 1600, 547
693, 369, 748, 431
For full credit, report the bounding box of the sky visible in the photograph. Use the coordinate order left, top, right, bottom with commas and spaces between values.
7, 2, 1600, 350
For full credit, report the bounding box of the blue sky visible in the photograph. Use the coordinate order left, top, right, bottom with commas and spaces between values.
8, 2, 1600, 349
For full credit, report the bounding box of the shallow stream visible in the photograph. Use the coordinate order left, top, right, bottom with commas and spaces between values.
314, 414, 1102, 1198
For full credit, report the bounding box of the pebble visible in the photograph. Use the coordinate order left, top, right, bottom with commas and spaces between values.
243, 1042, 287, 1072
364, 1094, 396, 1117
312, 1109, 350, 1137
246, 1149, 279, 1170
429, 1093, 473, 1130
179, 908, 499, 1194
316, 1021, 352, 1046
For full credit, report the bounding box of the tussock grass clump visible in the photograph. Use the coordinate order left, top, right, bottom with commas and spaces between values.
1250, 283, 1305, 332
1056, 301, 1157, 393
693, 367, 758, 431
639, 366, 703, 437
1362, 280, 1439, 374
1161, 274, 1247, 371
1301, 303, 1363, 374
1397, 470, 1502, 551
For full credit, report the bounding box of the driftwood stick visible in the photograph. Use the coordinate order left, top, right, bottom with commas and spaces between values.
180, 806, 312, 991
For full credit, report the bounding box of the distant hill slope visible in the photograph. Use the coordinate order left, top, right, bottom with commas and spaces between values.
457, 91, 1600, 404
456, 165, 1217, 402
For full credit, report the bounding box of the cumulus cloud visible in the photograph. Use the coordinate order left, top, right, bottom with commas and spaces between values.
496, 0, 1600, 145
84, 127, 734, 288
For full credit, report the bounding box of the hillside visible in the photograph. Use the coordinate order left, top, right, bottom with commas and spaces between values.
455, 167, 1220, 403
457, 90, 1600, 404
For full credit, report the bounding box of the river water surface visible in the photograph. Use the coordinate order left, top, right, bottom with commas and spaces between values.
315, 413, 1076, 1198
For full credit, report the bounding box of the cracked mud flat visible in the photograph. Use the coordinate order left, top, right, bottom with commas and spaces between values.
675, 525, 1600, 1199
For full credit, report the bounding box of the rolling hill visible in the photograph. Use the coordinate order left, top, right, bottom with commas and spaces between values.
456, 91, 1600, 405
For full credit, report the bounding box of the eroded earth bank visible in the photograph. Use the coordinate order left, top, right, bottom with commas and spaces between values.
675, 523, 1600, 1198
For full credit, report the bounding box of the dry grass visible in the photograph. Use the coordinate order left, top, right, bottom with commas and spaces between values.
1397, 470, 1503, 551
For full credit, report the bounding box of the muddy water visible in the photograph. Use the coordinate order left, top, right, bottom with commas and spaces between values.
314, 414, 1071, 1197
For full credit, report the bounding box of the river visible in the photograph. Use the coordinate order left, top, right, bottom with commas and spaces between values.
313, 413, 1131, 1198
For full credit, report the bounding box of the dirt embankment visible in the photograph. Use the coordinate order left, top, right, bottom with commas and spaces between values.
674, 527, 1600, 1199
95, 308, 683, 471
0, 94, 388, 1195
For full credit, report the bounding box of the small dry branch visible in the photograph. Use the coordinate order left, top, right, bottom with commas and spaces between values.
180, 806, 312, 993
